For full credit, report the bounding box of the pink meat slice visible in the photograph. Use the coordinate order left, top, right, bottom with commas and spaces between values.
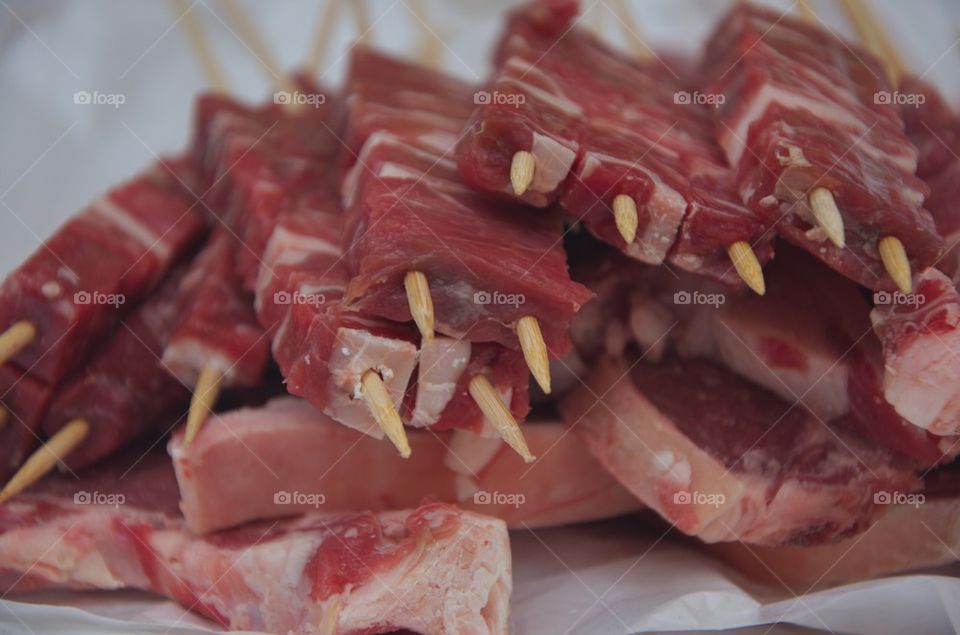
0, 160, 206, 383
561, 355, 919, 546
871, 267, 960, 436
709, 468, 960, 591
169, 397, 639, 533
703, 4, 943, 290
0, 451, 512, 635
162, 229, 268, 388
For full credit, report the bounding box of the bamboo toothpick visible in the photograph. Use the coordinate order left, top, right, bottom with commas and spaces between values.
468, 375, 534, 463
727, 241, 766, 296
183, 365, 224, 447
0, 419, 90, 505
170, 0, 228, 92
0, 321, 35, 367
510, 151, 536, 196
361, 370, 411, 458
612, 194, 639, 244
808, 187, 846, 248
516, 316, 551, 395
404, 271, 435, 343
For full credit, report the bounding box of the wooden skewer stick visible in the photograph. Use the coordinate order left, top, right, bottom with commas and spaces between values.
612, 194, 639, 244
468, 374, 535, 463
510, 151, 536, 196
838, 0, 907, 85
516, 316, 551, 395
404, 271, 435, 343
0, 419, 89, 505
170, 0, 228, 93
808, 187, 846, 248
409, 0, 441, 68
795, 0, 817, 22
360, 370, 411, 458
350, 0, 372, 44
304, 0, 343, 77
217, 0, 300, 96
610, 0, 653, 62
727, 241, 766, 296
0, 321, 35, 367
0, 407, 8, 430
183, 365, 224, 447
878, 236, 913, 293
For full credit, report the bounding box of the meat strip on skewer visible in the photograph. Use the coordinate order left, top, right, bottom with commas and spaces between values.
702, 3, 944, 293
456, 1, 771, 293
342, 47, 592, 392
0, 160, 206, 382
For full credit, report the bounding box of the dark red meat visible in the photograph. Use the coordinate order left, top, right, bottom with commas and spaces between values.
0, 162, 206, 383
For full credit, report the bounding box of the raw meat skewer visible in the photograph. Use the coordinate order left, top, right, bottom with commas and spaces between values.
176, 3, 414, 454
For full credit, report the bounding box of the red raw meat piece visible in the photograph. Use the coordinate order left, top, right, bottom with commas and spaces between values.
0, 450, 512, 635
41, 269, 191, 470
562, 354, 920, 546
163, 230, 268, 388
0, 162, 206, 383
703, 4, 943, 289
0, 365, 53, 481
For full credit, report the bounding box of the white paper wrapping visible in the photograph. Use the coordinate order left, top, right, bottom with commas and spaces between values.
1, 1, 959, 633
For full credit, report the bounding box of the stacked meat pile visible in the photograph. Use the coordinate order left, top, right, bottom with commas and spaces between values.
0, 1, 958, 633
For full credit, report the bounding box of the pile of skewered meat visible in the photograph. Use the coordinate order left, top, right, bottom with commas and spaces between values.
1, 1, 959, 633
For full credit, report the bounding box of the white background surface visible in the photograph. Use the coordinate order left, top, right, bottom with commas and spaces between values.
1, 1, 960, 634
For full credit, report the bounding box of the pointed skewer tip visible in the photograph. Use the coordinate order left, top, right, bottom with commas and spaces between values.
515, 316, 551, 395
510, 151, 535, 196
468, 374, 535, 463
404, 270, 435, 344
808, 187, 846, 248
184, 365, 225, 447
0, 418, 90, 505
360, 370, 411, 459
878, 235, 912, 294
727, 241, 766, 296
612, 194, 639, 245
0, 320, 36, 366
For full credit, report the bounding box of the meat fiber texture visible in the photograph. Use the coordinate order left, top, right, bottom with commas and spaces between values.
169, 396, 640, 534
561, 354, 920, 546
0, 450, 512, 635
703, 4, 944, 290
871, 267, 960, 436
457, 3, 770, 287
40, 268, 191, 471
190, 83, 341, 290
259, 203, 529, 436
342, 47, 592, 357
340, 45, 476, 174
162, 229, 268, 388
0, 159, 206, 383
0, 364, 53, 481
